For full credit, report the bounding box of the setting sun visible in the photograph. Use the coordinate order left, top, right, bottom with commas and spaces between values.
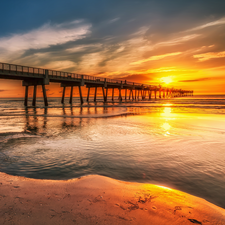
160, 76, 173, 84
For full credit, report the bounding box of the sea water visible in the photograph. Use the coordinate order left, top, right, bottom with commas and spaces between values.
0, 95, 225, 209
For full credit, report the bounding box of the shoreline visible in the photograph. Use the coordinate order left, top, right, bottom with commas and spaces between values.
0, 172, 224, 224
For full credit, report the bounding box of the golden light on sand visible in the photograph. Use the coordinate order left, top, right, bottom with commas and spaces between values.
142, 184, 172, 191
160, 76, 173, 84
157, 185, 172, 190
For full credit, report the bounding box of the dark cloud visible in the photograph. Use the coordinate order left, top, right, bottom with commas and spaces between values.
0, 90, 6, 92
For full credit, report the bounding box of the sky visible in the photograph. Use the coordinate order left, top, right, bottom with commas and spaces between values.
1, 0, 225, 97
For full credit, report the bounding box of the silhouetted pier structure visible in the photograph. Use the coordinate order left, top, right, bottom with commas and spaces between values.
0, 62, 193, 106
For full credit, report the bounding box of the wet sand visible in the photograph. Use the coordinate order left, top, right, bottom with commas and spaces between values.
0, 172, 225, 225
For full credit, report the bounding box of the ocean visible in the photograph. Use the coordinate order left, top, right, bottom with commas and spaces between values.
0, 95, 225, 209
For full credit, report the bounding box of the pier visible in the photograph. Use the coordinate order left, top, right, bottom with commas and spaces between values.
0, 62, 193, 106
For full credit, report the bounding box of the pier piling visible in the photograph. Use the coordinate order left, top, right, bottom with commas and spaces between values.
61, 87, 66, 104
94, 87, 97, 102
32, 85, 37, 106
24, 86, 28, 106
42, 85, 48, 106
79, 86, 83, 104
69, 86, 73, 104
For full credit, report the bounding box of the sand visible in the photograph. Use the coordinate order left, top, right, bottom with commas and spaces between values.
0, 172, 225, 225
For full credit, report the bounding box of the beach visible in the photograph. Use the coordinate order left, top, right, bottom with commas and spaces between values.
1, 96, 225, 224
1, 172, 225, 225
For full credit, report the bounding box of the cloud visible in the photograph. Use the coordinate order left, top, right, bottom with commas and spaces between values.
193, 51, 225, 61
0, 90, 6, 92
44, 61, 77, 71
108, 18, 120, 24
146, 67, 178, 73
127, 67, 179, 74
155, 34, 200, 47
130, 52, 182, 65
188, 17, 225, 32
0, 20, 91, 61
95, 66, 195, 81
179, 76, 224, 82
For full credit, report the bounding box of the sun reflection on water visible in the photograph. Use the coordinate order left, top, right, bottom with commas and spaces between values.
161, 122, 171, 131
160, 106, 175, 136
161, 106, 172, 119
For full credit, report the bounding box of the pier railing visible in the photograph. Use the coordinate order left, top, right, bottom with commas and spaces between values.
0, 62, 155, 88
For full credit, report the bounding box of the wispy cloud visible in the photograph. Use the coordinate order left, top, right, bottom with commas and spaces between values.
155, 34, 200, 47
98, 67, 194, 80
44, 61, 77, 71
188, 17, 225, 32
108, 17, 120, 23
193, 51, 225, 61
0, 20, 91, 62
130, 52, 182, 65
179, 76, 224, 82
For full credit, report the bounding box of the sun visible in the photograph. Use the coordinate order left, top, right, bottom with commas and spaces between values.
160, 76, 173, 84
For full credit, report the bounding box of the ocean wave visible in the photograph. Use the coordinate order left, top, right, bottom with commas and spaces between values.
0, 104, 225, 119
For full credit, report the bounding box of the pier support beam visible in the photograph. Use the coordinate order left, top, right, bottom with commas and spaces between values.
125, 89, 127, 100
61, 87, 66, 104
94, 87, 97, 102
69, 86, 73, 104
105, 88, 108, 102
131, 90, 134, 100
87, 87, 90, 102
142, 90, 144, 100
149, 90, 152, 100
102, 87, 106, 102
143, 91, 146, 100
119, 88, 122, 101
79, 86, 83, 104
24, 86, 29, 106
32, 85, 37, 106
112, 88, 114, 101
42, 85, 48, 106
